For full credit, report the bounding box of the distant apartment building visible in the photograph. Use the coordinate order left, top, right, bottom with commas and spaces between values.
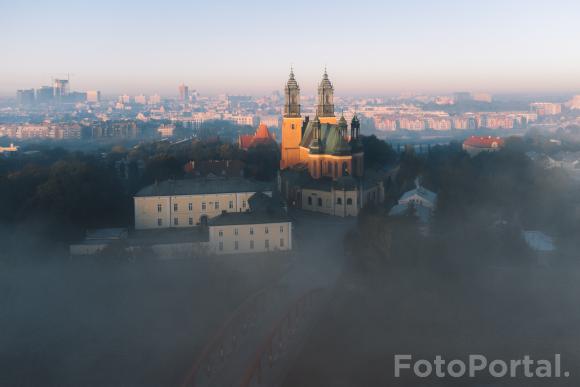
53, 79, 69, 97
259, 115, 281, 129
475, 112, 535, 129
119, 94, 132, 104
134, 94, 147, 104
17, 89, 35, 105
425, 117, 451, 131
399, 117, 426, 131
567, 95, 580, 110
480, 114, 514, 129
434, 96, 454, 105
86, 90, 101, 103
178, 84, 189, 101
530, 102, 562, 116
472, 93, 493, 103
90, 121, 139, 138
54, 124, 82, 139
373, 115, 398, 131
16, 125, 52, 139
157, 124, 175, 137
453, 92, 472, 103
452, 116, 476, 130
149, 94, 161, 105
224, 114, 259, 127
36, 86, 54, 103
0, 125, 17, 138
133, 177, 273, 230
181, 112, 222, 129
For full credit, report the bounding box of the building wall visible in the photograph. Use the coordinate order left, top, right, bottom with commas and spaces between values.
301, 188, 359, 217
134, 191, 264, 230
462, 144, 501, 156
399, 193, 434, 209
208, 221, 292, 255
280, 117, 303, 169
319, 116, 338, 125
361, 184, 384, 209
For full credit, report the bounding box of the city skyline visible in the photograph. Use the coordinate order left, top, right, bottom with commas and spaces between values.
2, 0, 580, 96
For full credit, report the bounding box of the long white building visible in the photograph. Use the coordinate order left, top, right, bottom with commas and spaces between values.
134, 177, 273, 230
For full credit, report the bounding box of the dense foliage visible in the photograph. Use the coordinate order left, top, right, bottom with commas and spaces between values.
347, 140, 580, 269
0, 152, 129, 255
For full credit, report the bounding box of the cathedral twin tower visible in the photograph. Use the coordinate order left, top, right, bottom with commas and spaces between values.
280, 69, 363, 179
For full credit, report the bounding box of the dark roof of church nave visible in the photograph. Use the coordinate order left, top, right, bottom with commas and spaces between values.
300, 118, 361, 156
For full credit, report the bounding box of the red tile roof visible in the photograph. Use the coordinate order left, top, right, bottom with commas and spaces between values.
239, 134, 255, 150
238, 124, 276, 150
463, 135, 504, 149
255, 123, 271, 138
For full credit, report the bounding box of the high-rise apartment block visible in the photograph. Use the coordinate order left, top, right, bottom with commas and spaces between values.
178, 84, 189, 101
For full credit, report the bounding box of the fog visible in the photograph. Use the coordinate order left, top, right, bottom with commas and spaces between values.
0, 252, 288, 386
2, 138, 580, 386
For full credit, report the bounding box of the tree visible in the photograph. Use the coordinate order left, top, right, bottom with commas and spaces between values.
361, 135, 397, 170
243, 143, 280, 181
141, 154, 183, 185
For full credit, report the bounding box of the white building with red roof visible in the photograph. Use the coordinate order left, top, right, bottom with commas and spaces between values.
462, 135, 504, 156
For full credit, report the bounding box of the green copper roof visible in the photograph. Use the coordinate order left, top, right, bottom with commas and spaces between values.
300, 120, 352, 156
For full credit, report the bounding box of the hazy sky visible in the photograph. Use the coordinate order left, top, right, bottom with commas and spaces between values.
1, 0, 580, 97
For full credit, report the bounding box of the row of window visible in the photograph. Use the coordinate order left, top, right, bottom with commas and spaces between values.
218, 225, 284, 237
312, 160, 349, 177
218, 238, 284, 251
157, 217, 195, 226
307, 196, 353, 207
157, 200, 247, 213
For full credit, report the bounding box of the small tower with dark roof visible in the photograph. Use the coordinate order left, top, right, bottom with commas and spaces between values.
284, 67, 300, 118
338, 114, 348, 138
309, 116, 322, 154
316, 69, 335, 118
281, 67, 305, 170
351, 114, 360, 140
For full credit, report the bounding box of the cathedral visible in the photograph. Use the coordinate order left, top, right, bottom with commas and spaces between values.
278, 69, 384, 217
280, 69, 364, 179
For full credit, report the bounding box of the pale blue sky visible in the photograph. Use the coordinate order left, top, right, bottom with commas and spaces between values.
1, 0, 579, 96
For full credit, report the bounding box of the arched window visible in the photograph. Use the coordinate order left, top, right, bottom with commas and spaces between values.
337, 197, 342, 205
347, 198, 353, 205
308, 196, 312, 205
317, 198, 323, 207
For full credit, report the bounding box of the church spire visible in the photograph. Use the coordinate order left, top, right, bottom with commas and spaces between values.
284, 67, 300, 118
317, 68, 334, 117
338, 112, 348, 138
